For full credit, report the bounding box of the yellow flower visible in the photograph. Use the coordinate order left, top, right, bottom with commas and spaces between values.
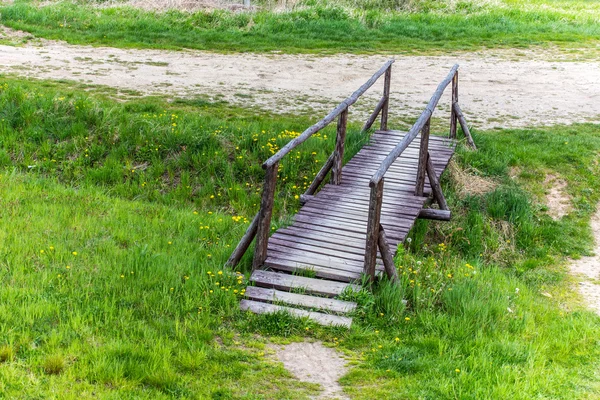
455, 369, 460, 373
72, 251, 78, 256
405, 317, 410, 321
217, 271, 223, 275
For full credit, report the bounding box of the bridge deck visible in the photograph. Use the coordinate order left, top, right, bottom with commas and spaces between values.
240, 130, 456, 327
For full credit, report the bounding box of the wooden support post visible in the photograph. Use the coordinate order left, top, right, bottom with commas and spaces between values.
415, 117, 430, 196
426, 153, 449, 211
453, 103, 477, 150
252, 163, 278, 270
225, 212, 259, 267
362, 96, 386, 132
305, 152, 334, 196
364, 179, 384, 280
331, 108, 348, 185
418, 208, 451, 221
450, 71, 458, 139
380, 66, 392, 131
378, 224, 399, 283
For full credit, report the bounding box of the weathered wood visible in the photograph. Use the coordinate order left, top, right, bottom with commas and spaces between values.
252, 163, 278, 269
299, 194, 314, 204
250, 270, 360, 297
380, 65, 392, 131
244, 286, 357, 314
418, 208, 451, 221
304, 153, 334, 197
450, 72, 458, 139
332, 107, 348, 185
370, 64, 459, 186
362, 96, 387, 132
426, 153, 449, 211
263, 59, 395, 169
364, 178, 384, 280
265, 256, 362, 282
453, 102, 477, 149
225, 212, 259, 267
415, 118, 430, 197
240, 300, 352, 328
378, 225, 399, 283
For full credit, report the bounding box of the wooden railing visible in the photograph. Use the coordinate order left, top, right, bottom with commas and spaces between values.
226, 59, 395, 269
363, 64, 476, 280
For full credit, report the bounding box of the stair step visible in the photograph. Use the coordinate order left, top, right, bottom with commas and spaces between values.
250, 270, 360, 298
245, 286, 357, 314
264, 256, 362, 283
240, 299, 352, 328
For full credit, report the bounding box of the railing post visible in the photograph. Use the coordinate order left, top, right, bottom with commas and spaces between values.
425, 153, 449, 211
380, 65, 392, 131
450, 71, 458, 139
415, 117, 430, 196
252, 163, 278, 270
331, 107, 348, 185
364, 178, 384, 280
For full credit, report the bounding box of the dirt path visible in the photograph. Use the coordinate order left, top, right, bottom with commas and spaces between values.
570, 210, 600, 315
1, 27, 600, 128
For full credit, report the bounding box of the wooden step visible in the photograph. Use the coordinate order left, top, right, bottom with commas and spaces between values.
240, 300, 352, 328
244, 286, 357, 314
250, 270, 360, 297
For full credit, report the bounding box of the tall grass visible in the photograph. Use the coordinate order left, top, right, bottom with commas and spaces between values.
0, 78, 599, 398
1, 0, 600, 53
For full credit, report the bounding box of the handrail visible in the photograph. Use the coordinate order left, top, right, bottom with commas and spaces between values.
262, 59, 395, 170
369, 64, 459, 186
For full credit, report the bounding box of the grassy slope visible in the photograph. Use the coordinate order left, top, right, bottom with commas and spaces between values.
0, 78, 599, 398
1, 0, 600, 53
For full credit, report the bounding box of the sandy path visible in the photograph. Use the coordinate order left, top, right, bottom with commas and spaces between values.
570, 210, 600, 315
1, 29, 599, 128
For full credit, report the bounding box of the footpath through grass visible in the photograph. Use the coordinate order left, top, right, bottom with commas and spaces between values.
1, 0, 600, 53
0, 78, 599, 398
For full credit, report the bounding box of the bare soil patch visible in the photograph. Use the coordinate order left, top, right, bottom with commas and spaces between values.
569, 210, 600, 315
1, 26, 599, 128
544, 174, 571, 220
270, 341, 349, 400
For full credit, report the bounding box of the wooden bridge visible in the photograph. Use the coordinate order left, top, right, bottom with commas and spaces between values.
227, 60, 476, 327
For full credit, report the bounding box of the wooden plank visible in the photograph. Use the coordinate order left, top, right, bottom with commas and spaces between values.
332, 107, 348, 185
263, 257, 362, 282
269, 237, 367, 262
244, 286, 357, 314
240, 300, 352, 328
267, 245, 365, 270
250, 270, 360, 297
276, 226, 367, 249
419, 208, 451, 221
253, 163, 278, 269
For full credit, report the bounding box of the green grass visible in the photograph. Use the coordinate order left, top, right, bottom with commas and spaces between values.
1, 77, 599, 398
1, 0, 600, 54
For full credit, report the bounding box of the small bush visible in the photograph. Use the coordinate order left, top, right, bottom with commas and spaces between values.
0, 345, 14, 362
42, 354, 66, 375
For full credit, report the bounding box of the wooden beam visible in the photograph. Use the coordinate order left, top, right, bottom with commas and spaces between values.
299, 194, 314, 205
364, 178, 384, 280
415, 118, 430, 196
252, 163, 278, 269
380, 65, 392, 131
225, 212, 259, 267
369, 64, 459, 186
425, 153, 449, 211
378, 225, 399, 283
453, 103, 477, 150
304, 152, 334, 196
332, 107, 348, 185
418, 208, 451, 221
263, 59, 395, 169
450, 72, 458, 139
362, 96, 386, 132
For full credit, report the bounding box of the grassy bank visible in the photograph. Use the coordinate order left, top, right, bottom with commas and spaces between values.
0, 78, 599, 398
1, 0, 600, 53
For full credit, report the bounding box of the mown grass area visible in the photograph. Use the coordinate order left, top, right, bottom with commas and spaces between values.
1, 0, 600, 53
1, 77, 599, 398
